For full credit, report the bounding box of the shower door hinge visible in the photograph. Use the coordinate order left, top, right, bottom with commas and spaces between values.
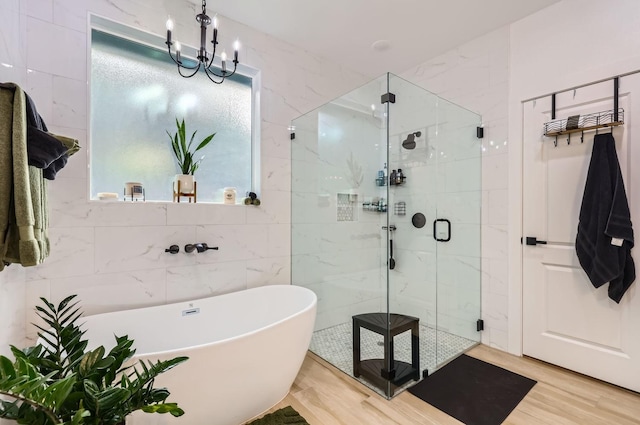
381, 92, 396, 104
290, 132, 295, 140
476, 127, 484, 139
476, 319, 484, 332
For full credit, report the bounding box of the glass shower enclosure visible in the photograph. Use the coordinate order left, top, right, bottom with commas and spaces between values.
291, 73, 482, 398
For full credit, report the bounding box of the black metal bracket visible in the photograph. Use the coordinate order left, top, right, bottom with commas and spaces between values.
381, 92, 396, 104
290, 132, 295, 140
476, 126, 484, 139
614, 77, 619, 122
551, 93, 556, 120
476, 319, 484, 332
422, 369, 429, 379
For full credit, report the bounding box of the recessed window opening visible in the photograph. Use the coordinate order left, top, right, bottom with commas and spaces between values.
89, 16, 259, 203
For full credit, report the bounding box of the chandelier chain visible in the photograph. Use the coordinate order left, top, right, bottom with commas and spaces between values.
202, 0, 206, 14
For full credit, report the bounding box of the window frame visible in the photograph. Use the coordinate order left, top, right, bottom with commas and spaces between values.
87, 14, 261, 203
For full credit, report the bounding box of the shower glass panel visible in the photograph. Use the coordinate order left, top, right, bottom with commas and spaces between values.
292, 73, 481, 399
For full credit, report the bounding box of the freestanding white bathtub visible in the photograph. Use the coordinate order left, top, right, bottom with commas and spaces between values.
82, 285, 317, 425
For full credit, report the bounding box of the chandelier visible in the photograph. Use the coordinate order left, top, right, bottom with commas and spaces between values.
165, 0, 239, 84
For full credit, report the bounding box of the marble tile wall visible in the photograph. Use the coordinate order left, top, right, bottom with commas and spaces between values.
0, 0, 368, 350
400, 26, 510, 350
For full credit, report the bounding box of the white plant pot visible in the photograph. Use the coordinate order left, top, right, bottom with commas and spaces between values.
174, 174, 195, 194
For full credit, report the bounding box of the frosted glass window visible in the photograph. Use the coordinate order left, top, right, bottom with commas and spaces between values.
90, 29, 254, 202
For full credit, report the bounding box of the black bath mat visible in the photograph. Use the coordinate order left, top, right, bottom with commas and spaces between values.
408, 354, 536, 425
247, 406, 309, 425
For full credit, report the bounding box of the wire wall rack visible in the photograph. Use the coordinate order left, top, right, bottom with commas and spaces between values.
543, 108, 624, 146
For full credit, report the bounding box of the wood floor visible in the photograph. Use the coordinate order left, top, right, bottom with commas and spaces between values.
256, 344, 640, 425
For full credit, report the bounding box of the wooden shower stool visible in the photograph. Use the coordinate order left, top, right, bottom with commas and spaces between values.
352, 312, 420, 397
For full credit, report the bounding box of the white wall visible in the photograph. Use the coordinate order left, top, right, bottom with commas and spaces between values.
401, 26, 510, 350
0, 0, 367, 351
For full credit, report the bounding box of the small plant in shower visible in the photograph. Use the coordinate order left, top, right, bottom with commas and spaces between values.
0, 295, 188, 424
345, 152, 364, 188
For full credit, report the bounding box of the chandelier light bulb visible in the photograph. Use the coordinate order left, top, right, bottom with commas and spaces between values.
220, 51, 227, 61
213, 16, 218, 29
166, 18, 174, 31
175, 41, 181, 52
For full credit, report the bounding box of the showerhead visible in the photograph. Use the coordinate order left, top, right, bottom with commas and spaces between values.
402, 131, 422, 150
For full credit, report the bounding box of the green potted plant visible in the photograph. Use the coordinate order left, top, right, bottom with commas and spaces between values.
167, 118, 216, 196
0, 295, 187, 425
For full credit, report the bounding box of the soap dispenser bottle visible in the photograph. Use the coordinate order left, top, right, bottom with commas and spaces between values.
396, 168, 404, 185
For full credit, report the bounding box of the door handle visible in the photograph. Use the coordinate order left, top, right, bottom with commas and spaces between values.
433, 219, 451, 242
525, 236, 547, 245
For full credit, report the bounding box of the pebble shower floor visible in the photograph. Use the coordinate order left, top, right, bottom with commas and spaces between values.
309, 322, 477, 397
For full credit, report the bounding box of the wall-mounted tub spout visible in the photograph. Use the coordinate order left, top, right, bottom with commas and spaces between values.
185, 243, 219, 253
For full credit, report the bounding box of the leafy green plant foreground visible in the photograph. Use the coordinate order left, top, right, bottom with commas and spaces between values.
0, 295, 188, 424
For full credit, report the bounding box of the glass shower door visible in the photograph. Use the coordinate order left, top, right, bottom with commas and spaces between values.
386, 74, 482, 379
291, 75, 392, 396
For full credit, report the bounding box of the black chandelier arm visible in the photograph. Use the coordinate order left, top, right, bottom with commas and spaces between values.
204, 61, 238, 79
206, 43, 218, 69
166, 46, 200, 70
202, 65, 228, 84
178, 62, 202, 78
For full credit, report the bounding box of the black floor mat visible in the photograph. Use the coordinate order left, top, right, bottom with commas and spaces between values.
408, 354, 536, 425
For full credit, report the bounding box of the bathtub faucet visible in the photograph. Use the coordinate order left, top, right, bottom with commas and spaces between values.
185, 243, 219, 253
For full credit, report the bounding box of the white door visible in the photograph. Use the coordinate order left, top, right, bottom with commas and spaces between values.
522, 76, 640, 392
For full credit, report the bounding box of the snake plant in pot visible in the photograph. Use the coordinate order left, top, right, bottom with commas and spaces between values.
168, 118, 216, 195
0, 295, 188, 425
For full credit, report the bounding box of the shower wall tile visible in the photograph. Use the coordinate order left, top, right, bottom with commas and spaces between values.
246, 190, 291, 224
247, 257, 291, 287
195, 224, 269, 263
481, 153, 509, 190
166, 203, 246, 226
25, 70, 53, 124
26, 17, 86, 81
166, 261, 247, 303
0, 9, 26, 70
49, 269, 167, 316
94, 225, 197, 273
268, 224, 290, 258
52, 75, 87, 129
262, 156, 291, 192
25, 226, 95, 280
0, 274, 27, 357
54, 0, 89, 34
23, 0, 53, 21
487, 189, 508, 225
261, 122, 291, 160
481, 225, 508, 259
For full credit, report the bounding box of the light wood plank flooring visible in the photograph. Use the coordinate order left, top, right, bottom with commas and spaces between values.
252, 344, 640, 425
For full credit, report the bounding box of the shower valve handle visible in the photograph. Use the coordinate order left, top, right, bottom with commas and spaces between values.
195, 243, 219, 253
165, 245, 179, 254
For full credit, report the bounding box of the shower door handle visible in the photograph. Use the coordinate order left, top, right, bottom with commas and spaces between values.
433, 219, 451, 242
